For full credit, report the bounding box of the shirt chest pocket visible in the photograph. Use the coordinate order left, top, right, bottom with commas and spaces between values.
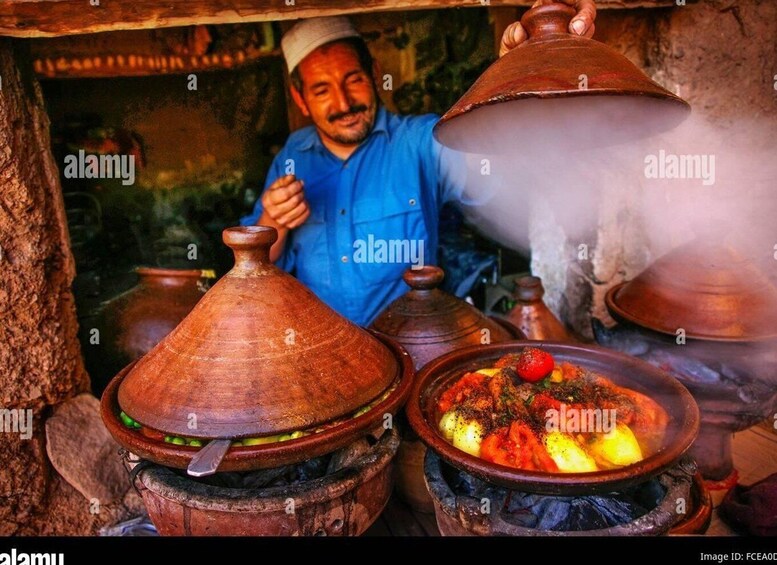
351, 193, 428, 285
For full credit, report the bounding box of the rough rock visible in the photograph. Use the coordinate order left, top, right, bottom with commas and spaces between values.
45, 393, 128, 504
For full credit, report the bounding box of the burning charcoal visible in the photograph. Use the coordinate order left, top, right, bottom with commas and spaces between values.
193, 471, 244, 488
630, 477, 665, 509
642, 349, 722, 383
241, 466, 292, 489
591, 318, 651, 356
563, 499, 612, 531
534, 496, 578, 531
737, 385, 760, 404
501, 489, 655, 532
327, 438, 371, 474
296, 455, 330, 482
589, 495, 645, 524
503, 493, 540, 527
449, 469, 491, 497
719, 364, 748, 385
479, 485, 508, 503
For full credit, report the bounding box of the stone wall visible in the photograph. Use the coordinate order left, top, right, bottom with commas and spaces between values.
0, 40, 159, 536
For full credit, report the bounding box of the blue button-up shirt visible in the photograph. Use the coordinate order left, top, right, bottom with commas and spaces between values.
241, 106, 464, 326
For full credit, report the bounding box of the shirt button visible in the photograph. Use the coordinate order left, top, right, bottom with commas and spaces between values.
340, 209, 346, 215
341, 255, 349, 263
409, 198, 417, 206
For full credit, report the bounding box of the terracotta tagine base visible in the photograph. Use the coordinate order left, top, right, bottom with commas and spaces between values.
124, 427, 400, 536
424, 450, 702, 536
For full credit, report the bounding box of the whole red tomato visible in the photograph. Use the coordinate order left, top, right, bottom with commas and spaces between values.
514, 347, 555, 383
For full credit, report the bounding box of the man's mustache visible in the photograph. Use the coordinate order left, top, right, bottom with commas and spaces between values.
328, 105, 368, 123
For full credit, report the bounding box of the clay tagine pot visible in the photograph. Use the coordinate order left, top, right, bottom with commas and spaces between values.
371, 266, 524, 370
434, 1, 689, 153
371, 266, 524, 513
606, 240, 777, 342
407, 342, 699, 496
503, 275, 573, 342
600, 238, 777, 481
102, 226, 414, 473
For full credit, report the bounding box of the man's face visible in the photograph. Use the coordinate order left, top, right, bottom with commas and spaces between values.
293, 41, 378, 146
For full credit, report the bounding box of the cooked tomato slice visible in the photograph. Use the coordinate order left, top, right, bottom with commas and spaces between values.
481, 422, 558, 472
480, 427, 517, 467
437, 372, 487, 414
140, 426, 167, 442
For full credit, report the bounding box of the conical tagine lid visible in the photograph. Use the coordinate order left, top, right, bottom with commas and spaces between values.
606, 238, 777, 342
434, 2, 689, 153
371, 266, 518, 369
118, 226, 398, 438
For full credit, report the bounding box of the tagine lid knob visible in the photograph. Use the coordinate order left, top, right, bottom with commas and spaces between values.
521, 2, 576, 41
403, 266, 445, 291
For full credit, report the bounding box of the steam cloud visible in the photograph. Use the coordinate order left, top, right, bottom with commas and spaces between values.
450, 96, 777, 279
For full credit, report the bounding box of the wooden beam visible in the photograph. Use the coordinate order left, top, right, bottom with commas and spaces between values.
32, 48, 280, 79
0, 0, 677, 39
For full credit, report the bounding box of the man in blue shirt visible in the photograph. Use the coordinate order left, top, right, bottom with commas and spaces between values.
242, 5, 596, 325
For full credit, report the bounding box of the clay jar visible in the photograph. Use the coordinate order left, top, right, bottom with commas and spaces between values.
91, 268, 210, 393
504, 276, 573, 342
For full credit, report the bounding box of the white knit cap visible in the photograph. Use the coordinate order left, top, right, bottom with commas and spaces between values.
281, 16, 362, 75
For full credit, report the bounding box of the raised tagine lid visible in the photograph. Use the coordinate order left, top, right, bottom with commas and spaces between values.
606, 238, 777, 342
117, 226, 398, 438
370, 266, 519, 368
434, 2, 689, 152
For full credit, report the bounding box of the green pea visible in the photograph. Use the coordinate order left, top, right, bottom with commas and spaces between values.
164, 436, 173, 443
119, 411, 135, 428
188, 439, 203, 447
171, 437, 185, 445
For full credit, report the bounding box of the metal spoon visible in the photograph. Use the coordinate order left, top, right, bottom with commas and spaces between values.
186, 438, 232, 477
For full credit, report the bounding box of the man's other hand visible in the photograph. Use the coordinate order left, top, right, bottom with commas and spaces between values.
261, 174, 311, 230
499, 0, 596, 58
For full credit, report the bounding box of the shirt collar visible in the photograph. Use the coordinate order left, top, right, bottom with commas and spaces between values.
298, 105, 390, 152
